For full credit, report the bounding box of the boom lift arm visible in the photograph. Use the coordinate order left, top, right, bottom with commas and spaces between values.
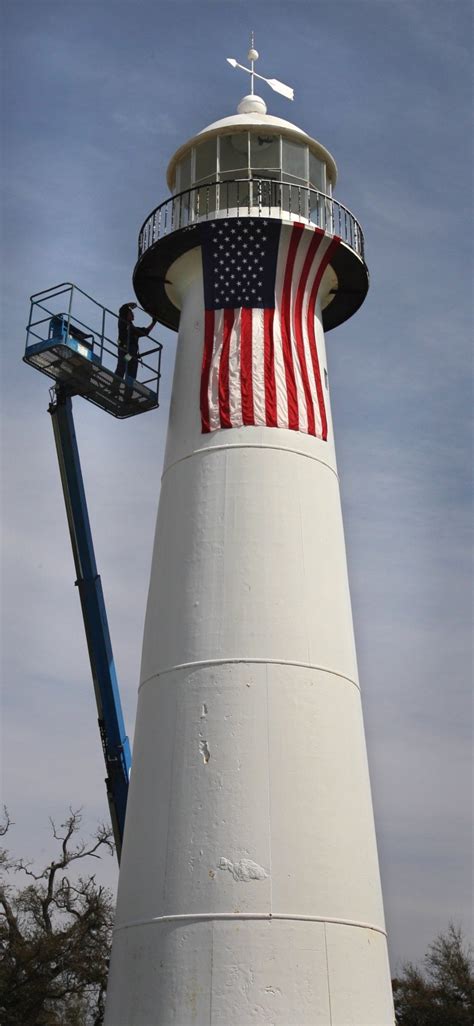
49, 385, 131, 860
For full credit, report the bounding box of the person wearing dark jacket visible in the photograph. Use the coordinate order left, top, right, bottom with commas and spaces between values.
115, 302, 156, 389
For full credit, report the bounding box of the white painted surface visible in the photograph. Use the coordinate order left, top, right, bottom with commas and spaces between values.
106, 920, 393, 1025
104, 218, 395, 1023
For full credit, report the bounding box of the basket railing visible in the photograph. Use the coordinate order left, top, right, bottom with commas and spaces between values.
26, 283, 162, 391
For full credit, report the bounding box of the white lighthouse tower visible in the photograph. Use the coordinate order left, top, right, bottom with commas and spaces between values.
105, 47, 395, 1026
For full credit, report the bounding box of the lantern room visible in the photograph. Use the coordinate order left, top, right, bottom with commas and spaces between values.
133, 95, 368, 333
167, 94, 337, 225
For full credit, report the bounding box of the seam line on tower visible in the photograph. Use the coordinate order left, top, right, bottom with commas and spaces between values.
139, 658, 360, 694
324, 922, 334, 1025
161, 443, 340, 482
112, 912, 387, 937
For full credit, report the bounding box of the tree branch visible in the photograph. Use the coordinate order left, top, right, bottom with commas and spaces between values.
0, 885, 21, 941
0, 806, 13, 837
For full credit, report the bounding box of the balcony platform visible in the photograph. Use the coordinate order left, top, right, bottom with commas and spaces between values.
133, 179, 369, 333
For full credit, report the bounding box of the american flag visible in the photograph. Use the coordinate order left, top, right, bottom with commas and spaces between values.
200, 217, 341, 438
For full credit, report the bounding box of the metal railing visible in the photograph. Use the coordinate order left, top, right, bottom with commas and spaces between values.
138, 178, 365, 262
26, 282, 162, 391
24, 283, 163, 418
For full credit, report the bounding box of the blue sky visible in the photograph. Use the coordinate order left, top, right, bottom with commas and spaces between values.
1, 0, 472, 974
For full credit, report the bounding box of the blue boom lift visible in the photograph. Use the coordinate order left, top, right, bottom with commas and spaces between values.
24, 283, 163, 860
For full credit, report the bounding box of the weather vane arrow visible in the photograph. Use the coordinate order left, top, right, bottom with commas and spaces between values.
227, 33, 294, 101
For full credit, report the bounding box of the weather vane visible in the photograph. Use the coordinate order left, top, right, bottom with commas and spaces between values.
227, 32, 294, 101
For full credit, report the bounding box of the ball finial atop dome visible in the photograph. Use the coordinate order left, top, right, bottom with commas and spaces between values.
237, 94, 267, 115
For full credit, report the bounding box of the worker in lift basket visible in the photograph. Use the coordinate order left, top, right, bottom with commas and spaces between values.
114, 302, 156, 395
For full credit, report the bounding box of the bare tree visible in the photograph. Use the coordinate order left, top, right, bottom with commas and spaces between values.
0, 808, 115, 1026
393, 924, 474, 1026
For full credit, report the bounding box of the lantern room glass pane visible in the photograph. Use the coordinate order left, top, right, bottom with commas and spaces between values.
309, 191, 327, 229
257, 179, 284, 211
281, 180, 309, 219
250, 133, 281, 170
195, 183, 217, 217
219, 133, 249, 174
177, 152, 191, 193
195, 138, 217, 183
309, 152, 325, 192
218, 177, 251, 212
282, 139, 307, 183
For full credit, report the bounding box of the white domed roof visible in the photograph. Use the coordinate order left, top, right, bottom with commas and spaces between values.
166, 103, 338, 190
199, 109, 313, 138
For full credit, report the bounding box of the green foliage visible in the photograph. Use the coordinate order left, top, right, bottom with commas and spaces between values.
393, 924, 474, 1026
0, 809, 115, 1026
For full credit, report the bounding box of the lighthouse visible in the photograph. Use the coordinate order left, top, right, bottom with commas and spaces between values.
104, 47, 395, 1026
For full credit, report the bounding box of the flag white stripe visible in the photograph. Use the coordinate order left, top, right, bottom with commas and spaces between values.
272, 228, 292, 429
228, 308, 243, 427
208, 309, 224, 431
252, 309, 266, 426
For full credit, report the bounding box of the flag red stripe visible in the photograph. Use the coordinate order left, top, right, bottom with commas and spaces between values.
200, 308, 215, 433
293, 230, 324, 436
305, 303, 326, 441
240, 307, 254, 425
264, 308, 277, 427
280, 224, 302, 431
218, 308, 234, 429
306, 236, 340, 441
